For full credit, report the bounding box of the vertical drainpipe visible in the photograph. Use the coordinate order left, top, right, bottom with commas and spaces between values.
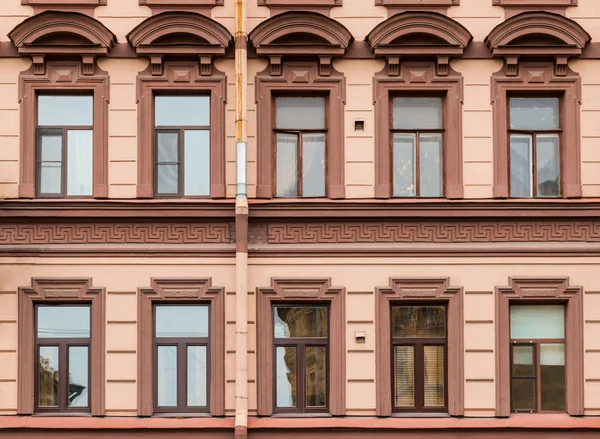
234, 0, 249, 437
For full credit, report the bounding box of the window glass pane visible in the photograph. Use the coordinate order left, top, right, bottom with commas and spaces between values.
155, 305, 209, 338
510, 98, 559, 131
276, 346, 297, 407
157, 346, 177, 406
536, 134, 560, 197
302, 133, 325, 197
157, 132, 178, 163
155, 96, 210, 127
40, 163, 62, 195
184, 130, 210, 196
393, 133, 416, 197
157, 164, 179, 194
38, 95, 93, 127
392, 306, 445, 338
512, 345, 534, 377
423, 345, 444, 407
510, 134, 532, 197
510, 305, 564, 339
37, 306, 90, 338
394, 345, 414, 407
306, 346, 327, 407
393, 97, 442, 130
419, 133, 442, 197
274, 306, 327, 338
68, 346, 88, 407
38, 346, 59, 407
187, 346, 207, 407
276, 97, 325, 130
67, 130, 93, 196
540, 343, 565, 411
512, 378, 536, 411
41, 135, 62, 162
276, 133, 298, 197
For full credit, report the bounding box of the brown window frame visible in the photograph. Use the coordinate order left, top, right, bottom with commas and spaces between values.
376, 277, 463, 417
152, 304, 210, 414
138, 278, 225, 417
256, 278, 345, 416
34, 304, 92, 414
272, 304, 330, 414
17, 278, 106, 416
391, 304, 448, 413
506, 95, 562, 198
374, 63, 463, 199
273, 94, 328, 198
152, 95, 212, 198
491, 63, 581, 198
495, 277, 583, 417
136, 62, 227, 199
389, 95, 445, 198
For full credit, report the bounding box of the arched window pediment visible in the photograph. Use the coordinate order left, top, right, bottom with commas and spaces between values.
9, 11, 116, 56
366, 12, 471, 77
485, 11, 590, 58
127, 12, 233, 76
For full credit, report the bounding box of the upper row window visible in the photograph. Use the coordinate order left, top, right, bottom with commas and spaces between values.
33, 93, 565, 200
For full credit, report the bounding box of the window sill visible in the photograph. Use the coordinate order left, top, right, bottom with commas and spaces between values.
271, 413, 332, 418
152, 413, 212, 418
391, 413, 450, 418
32, 413, 92, 417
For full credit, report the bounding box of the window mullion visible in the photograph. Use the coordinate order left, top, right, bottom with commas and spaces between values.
62, 127, 68, 198
60, 342, 68, 411
532, 133, 537, 198
178, 341, 186, 410
415, 131, 421, 197
415, 342, 424, 411
298, 342, 305, 412
298, 132, 303, 198
536, 342, 541, 412
179, 128, 184, 197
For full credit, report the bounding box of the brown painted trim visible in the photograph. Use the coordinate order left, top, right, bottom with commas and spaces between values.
9, 11, 116, 58
258, 0, 342, 16
256, 62, 346, 199
375, 0, 459, 11
495, 277, 584, 417
17, 278, 106, 415
376, 277, 463, 416
139, 0, 224, 14
485, 11, 590, 58
20, 0, 106, 15
137, 278, 225, 416
256, 278, 345, 416
491, 62, 581, 198
373, 62, 463, 199
492, 0, 577, 18
127, 12, 232, 63
136, 61, 227, 198
18, 61, 110, 199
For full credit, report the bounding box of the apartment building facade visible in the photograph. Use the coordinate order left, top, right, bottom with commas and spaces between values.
1, 0, 600, 437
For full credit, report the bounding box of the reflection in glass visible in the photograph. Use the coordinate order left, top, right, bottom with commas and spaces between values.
512, 345, 534, 377
302, 133, 325, 197
184, 130, 210, 196
38, 95, 93, 127
540, 343, 565, 411
536, 134, 560, 197
276, 133, 298, 197
155, 305, 209, 338
393, 97, 442, 130
157, 346, 177, 406
40, 135, 63, 195
510, 98, 559, 131
67, 130, 93, 196
392, 306, 445, 338
394, 346, 414, 407
41, 135, 62, 161
419, 133, 442, 197
510, 305, 564, 339
39, 346, 59, 407
276, 97, 325, 130
37, 306, 90, 338
306, 346, 326, 407
276, 346, 296, 407
157, 132, 178, 162
155, 96, 210, 127
393, 133, 416, 197
423, 345, 444, 407
187, 346, 207, 407
68, 346, 88, 407
512, 378, 536, 411
510, 134, 532, 197
274, 307, 328, 338
157, 164, 178, 195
